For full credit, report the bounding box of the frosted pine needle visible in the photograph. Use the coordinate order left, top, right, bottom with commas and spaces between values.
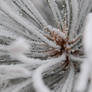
0, 0, 91, 92
76, 13, 92, 92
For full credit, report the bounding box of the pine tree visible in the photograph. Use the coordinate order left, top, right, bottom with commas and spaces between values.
0, 0, 92, 92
